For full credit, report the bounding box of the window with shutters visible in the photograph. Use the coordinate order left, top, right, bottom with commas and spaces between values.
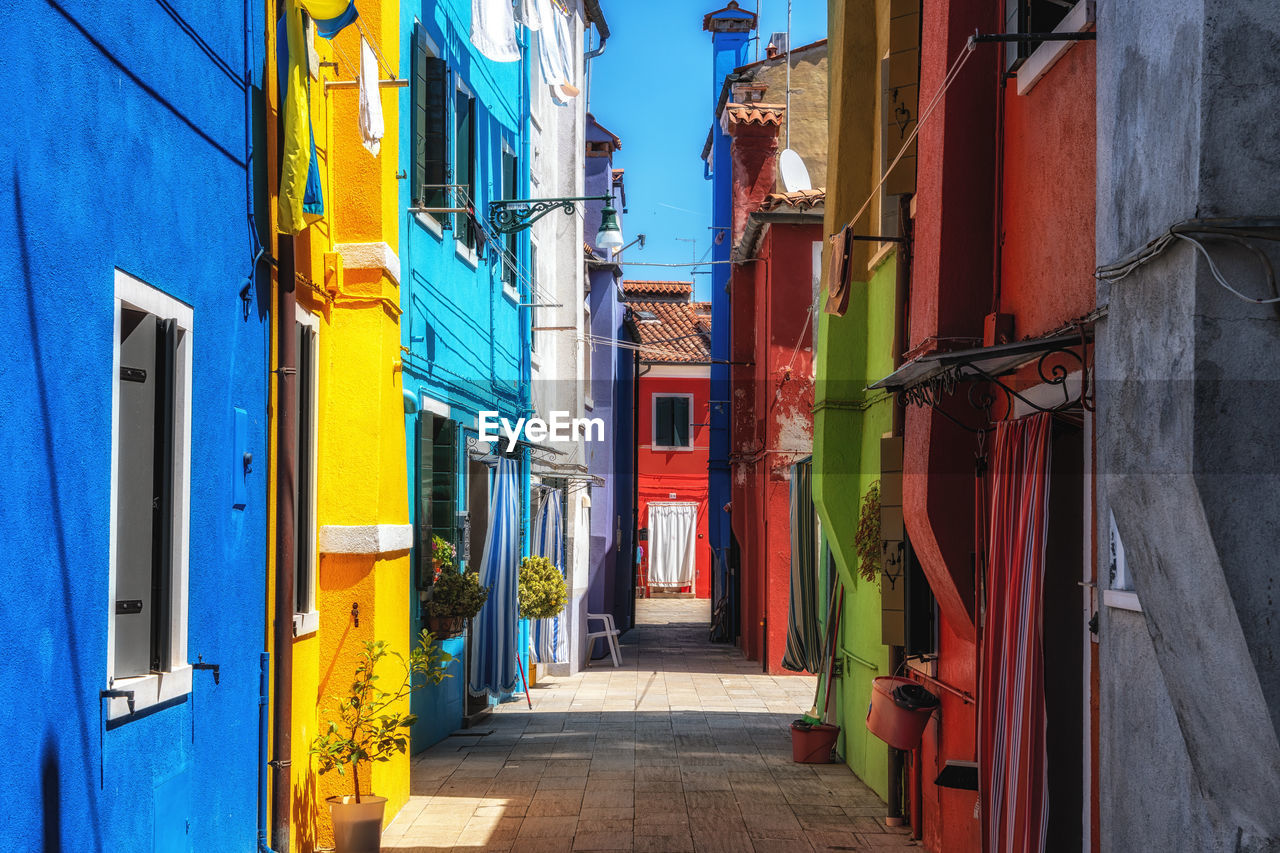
294, 306, 320, 636
879, 0, 920, 252
455, 83, 477, 251
416, 412, 459, 591
411, 23, 448, 224
107, 270, 194, 719
652, 394, 693, 450
1004, 0, 1078, 72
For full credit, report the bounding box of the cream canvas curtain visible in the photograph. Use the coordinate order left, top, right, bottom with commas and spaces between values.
648, 503, 696, 589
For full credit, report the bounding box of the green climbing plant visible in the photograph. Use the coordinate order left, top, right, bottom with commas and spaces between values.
853, 480, 882, 586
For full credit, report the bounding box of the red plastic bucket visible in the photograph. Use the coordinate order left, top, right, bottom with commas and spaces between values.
790, 721, 840, 763
866, 676, 938, 750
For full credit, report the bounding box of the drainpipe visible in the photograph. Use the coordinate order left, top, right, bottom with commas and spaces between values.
886, 193, 914, 829
258, 653, 275, 853
272, 232, 297, 853
583, 0, 608, 107
630, 330, 641, 630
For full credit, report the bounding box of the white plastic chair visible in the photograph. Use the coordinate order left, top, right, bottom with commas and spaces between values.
585, 612, 621, 667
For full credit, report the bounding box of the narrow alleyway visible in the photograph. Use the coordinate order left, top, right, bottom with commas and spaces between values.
383, 600, 915, 852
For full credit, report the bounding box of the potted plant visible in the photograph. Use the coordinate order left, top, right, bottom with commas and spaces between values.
311, 631, 453, 853
518, 556, 568, 683
431, 534, 456, 574
425, 567, 489, 638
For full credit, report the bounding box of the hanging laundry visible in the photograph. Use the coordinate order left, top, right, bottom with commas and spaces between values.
824, 224, 854, 316
358, 36, 384, 157
277, 0, 324, 235
300, 0, 359, 39
471, 0, 520, 63
515, 0, 544, 32
537, 0, 578, 102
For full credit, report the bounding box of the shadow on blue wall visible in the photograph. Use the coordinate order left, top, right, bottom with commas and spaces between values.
16, 173, 105, 852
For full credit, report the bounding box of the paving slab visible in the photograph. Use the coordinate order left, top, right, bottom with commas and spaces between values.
384, 599, 916, 852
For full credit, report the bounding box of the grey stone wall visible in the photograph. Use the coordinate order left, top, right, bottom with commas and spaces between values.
1096, 0, 1280, 849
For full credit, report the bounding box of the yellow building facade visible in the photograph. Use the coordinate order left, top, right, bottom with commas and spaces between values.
266, 1, 413, 849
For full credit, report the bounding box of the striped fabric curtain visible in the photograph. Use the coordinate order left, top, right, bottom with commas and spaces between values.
530, 488, 566, 664
980, 413, 1053, 853
468, 457, 521, 699
782, 459, 823, 673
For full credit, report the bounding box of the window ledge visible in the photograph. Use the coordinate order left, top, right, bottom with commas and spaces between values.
106, 664, 193, 721
455, 243, 479, 270
293, 609, 320, 637
1016, 0, 1095, 96
652, 445, 695, 453
868, 242, 896, 272
905, 655, 938, 679
413, 212, 444, 241
1103, 589, 1141, 612
503, 283, 520, 304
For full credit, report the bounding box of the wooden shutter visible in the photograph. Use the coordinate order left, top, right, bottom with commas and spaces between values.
456, 94, 476, 247
416, 413, 435, 589
655, 397, 673, 447
432, 419, 458, 565
672, 397, 691, 447
150, 317, 177, 673
412, 26, 448, 211
295, 324, 315, 612
883, 0, 920, 199
880, 436, 906, 646
115, 310, 158, 678
1005, 0, 1025, 71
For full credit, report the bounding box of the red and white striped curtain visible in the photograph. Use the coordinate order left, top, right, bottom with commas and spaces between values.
980, 412, 1053, 853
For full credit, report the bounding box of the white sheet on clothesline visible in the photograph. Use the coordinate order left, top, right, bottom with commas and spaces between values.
471, 0, 520, 63
648, 503, 697, 589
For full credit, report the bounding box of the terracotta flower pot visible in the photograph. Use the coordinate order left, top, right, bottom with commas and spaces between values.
327, 795, 386, 853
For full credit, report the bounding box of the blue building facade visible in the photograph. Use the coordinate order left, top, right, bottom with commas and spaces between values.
1, 1, 269, 850
398, 0, 533, 749
702, 2, 756, 643
584, 116, 636, 634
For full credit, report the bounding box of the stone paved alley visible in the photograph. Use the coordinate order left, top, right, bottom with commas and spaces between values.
383, 599, 916, 852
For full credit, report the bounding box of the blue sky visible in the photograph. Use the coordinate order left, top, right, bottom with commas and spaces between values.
588, 1, 828, 300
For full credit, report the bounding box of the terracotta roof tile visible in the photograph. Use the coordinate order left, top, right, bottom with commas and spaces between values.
622, 280, 693, 297
760, 188, 827, 212
722, 102, 786, 128
625, 296, 712, 364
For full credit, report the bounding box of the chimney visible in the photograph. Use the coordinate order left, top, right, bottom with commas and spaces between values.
765, 43, 779, 59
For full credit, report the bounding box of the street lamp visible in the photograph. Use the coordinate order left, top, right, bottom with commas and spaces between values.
489, 195, 624, 249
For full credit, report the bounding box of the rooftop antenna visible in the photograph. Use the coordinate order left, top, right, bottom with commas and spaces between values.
786, 0, 792, 149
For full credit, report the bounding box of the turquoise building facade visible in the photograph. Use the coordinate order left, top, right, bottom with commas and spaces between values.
398, 0, 534, 749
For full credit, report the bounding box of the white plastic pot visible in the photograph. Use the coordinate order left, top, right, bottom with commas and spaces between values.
327, 795, 387, 853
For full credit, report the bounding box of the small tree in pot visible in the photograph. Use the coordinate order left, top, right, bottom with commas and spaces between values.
425, 567, 489, 638
311, 631, 452, 853
519, 556, 568, 684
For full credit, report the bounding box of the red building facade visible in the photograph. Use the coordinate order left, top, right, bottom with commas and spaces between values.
625, 282, 713, 600
878, 2, 1099, 850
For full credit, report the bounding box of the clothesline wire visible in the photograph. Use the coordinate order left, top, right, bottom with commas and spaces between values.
781, 37, 978, 377
354, 18, 396, 80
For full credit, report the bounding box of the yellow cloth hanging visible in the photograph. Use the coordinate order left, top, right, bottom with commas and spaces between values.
298, 0, 350, 20
278, 0, 321, 235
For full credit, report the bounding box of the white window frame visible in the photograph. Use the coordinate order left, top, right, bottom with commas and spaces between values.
294, 304, 321, 637
1015, 0, 1095, 96
651, 393, 695, 452
106, 269, 194, 720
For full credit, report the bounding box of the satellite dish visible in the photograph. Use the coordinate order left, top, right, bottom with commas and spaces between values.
779, 149, 812, 192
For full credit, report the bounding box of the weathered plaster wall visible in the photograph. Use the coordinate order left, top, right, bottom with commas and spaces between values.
748, 45, 829, 191
0, 1, 267, 849
1096, 2, 1280, 848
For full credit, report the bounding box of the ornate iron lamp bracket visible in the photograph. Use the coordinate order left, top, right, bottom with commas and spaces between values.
488, 195, 614, 235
